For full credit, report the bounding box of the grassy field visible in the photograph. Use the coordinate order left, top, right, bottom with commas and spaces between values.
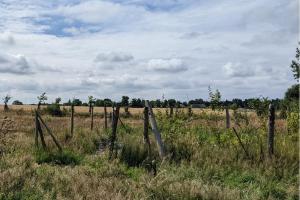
0, 105, 298, 200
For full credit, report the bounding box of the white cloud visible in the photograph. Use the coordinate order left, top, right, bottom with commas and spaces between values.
147, 58, 188, 73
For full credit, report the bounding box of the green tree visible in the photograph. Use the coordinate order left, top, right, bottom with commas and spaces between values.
72, 98, 82, 106
121, 96, 129, 107
12, 100, 23, 105
55, 97, 62, 104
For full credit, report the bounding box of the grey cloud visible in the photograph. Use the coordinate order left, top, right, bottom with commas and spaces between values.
147, 58, 188, 73
180, 31, 210, 39
0, 54, 33, 74
94, 52, 134, 63
0, 32, 15, 45
223, 62, 255, 78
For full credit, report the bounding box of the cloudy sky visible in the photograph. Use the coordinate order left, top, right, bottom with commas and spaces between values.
0, 0, 298, 103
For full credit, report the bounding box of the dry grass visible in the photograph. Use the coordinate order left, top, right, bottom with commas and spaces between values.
0, 107, 298, 200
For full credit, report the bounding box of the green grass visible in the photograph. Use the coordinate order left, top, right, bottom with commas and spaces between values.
34, 150, 82, 166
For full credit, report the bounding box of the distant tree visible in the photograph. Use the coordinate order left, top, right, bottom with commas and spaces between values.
155, 99, 162, 107
290, 44, 299, 81
104, 98, 113, 106
3, 95, 12, 111
121, 96, 129, 107
72, 98, 82, 106
95, 99, 105, 107
131, 98, 143, 108
37, 92, 47, 110
167, 99, 176, 107
208, 86, 221, 110
12, 100, 23, 105
55, 97, 62, 104
232, 98, 244, 108
63, 99, 72, 106
162, 100, 168, 108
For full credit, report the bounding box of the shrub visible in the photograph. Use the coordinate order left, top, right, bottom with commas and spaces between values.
44, 104, 65, 117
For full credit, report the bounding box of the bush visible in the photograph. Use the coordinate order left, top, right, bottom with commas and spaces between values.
44, 104, 65, 117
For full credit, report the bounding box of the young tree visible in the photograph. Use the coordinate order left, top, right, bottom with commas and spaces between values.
3, 95, 12, 111
37, 92, 47, 110
208, 86, 221, 110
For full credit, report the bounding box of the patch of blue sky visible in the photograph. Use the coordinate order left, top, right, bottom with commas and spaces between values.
103, 0, 194, 12
31, 15, 102, 37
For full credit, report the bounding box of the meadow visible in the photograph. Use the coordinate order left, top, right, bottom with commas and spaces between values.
0, 105, 298, 200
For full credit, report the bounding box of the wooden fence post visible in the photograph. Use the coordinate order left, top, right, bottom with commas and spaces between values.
143, 107, 151, 154
35, 111, 39, 147
71, 104, 74, 137
90, 105, 94, 131
188, 106, 192, 117
145, 100, 166, 158
109, 106, 120, 159
268, 103, 275, 158
226, 107, 230, 129
104, 105, 107, 130
170, 106, 173, 118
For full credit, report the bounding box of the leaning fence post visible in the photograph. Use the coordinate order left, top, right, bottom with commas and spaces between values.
37, 117, 47, 150
109, 106, 120, 159
104, 105, 107, 130
37, 113, 62, 152
232, 127, 250, 159
71, 104, 74, 137
143, 107, 151, 154
145, 100, 166, 158
90, 105, 94, 131
226, 107, 230, 129
268, 103, 275, 158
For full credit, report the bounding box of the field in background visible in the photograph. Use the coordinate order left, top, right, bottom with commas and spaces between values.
0, 105, 298, 199
1, 104, 247, 115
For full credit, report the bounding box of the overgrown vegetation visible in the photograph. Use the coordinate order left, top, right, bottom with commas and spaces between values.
0, 103, 298, 199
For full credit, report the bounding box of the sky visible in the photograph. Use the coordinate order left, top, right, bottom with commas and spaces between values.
0, 0, 299, 103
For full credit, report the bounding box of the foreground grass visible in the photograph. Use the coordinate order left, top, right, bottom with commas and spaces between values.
0, 110, 298, 200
